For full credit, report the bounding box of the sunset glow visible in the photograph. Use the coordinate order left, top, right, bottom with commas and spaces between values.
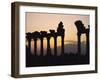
26, 12, 89, 54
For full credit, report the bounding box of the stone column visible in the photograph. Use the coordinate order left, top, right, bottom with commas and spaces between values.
28, 39, 31, 54
86, 30, 89, 56
34, 38, 37, 56
40, 37, 43, 56
47, 36, 51, 55
54, 36, 57, 55
61, 35, 64, 54
77, 33, 81, 55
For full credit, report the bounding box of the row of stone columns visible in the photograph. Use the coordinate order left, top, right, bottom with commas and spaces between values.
27, 35, 64, 56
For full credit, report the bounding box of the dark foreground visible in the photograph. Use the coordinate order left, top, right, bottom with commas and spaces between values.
26, 51, 89, 67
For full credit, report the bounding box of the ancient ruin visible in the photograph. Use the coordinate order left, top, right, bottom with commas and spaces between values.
26, 21, 65, 56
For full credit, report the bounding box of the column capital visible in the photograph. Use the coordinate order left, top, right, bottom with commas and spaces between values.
77, 32, 81, 36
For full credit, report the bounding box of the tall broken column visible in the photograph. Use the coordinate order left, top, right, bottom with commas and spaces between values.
61, 35, 64, 54
75, 20, 90, 55
77, 33, 81, 55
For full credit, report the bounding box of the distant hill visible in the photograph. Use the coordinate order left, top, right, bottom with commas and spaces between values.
30, 41, 87, 55
55, 41, 86, 55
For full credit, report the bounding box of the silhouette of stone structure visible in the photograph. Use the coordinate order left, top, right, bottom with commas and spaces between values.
26, 32, 32, 54
26, 22, 65, 56
57, 22, 65, 54
75, 20, 89, 55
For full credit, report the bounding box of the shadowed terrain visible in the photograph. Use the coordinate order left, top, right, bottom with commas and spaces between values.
26, 21, 89, 67
26, 42, 89, 67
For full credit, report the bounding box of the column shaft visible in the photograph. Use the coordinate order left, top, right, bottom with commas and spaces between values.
41, 38, 43, 56
28, 39, 31, 54
86, 33, 89, 56
47, 37, 51, 55
61, 36, 64, 54
77, 33, 81, 55
34, 39, 37, 56
54, 37, 57, 55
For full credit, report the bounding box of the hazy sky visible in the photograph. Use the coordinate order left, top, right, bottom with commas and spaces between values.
26, 12, 89, 55
26, 12, 89, 41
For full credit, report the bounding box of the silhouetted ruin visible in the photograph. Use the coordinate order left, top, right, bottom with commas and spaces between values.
26, 21, 89, 67
26, 21, 65, 56
75, 20, 89, 56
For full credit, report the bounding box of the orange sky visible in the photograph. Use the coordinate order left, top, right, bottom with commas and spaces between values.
26, 12, 89, 55
26, 12, 89, 41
